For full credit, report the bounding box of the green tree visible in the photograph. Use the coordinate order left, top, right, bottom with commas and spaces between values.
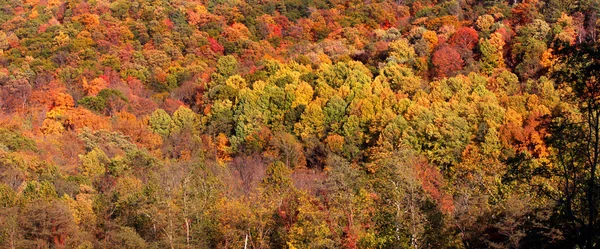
388, 38, 416, 65
479, 32, 505, 75
323, 95, 347, 134
211, 55, 239, 87
374, 63, 421, 96
263, 161, 293, 194
512, 19, 551, 79
79, 147, 109, 179
170, 106, 200, 134
149, 109, 172, 136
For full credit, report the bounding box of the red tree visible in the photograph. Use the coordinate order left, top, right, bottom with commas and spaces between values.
448, 27, 479, 50
432, 46, 464, 77
208, 37, 224, 54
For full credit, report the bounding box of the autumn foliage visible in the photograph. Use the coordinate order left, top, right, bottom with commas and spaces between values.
432, 45, 463, 77
449, 27, 479, 50
0, 0, 598, 248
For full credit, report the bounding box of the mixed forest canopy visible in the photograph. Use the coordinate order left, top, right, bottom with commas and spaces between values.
0, 0, 599, 248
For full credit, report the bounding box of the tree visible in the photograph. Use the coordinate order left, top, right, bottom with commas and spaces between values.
432, 46, 463, 78
294, 101, 326, 142
0, 78, 32, 112
149, 109, 172, 136
170, 106, 200, 134
475, 14, 495, 36
0, 183, 19, 248
79, 147, 109, 178
546, 41, 600, 248
103, 227, 147, 249
20, 200, 78, 248
263, 161, 293, 194
374, 63, 422, 96
0, 31, 9, 52
0, 129, 36, 152
286, 193, 336, 249
78, 89, 128, 116
510, 0, 542, 25
448, 27, 479, 50
371, 149, 451, 249
270, 132, 306, 169
479, 32, 505, 75
388, 38, 416, 65
323, 95, 347, 134
552, 13, 577, 45
82, 77, 108, 96
211, 55, 239, 87
512, 19, 551, 79
323, 155, 376, 248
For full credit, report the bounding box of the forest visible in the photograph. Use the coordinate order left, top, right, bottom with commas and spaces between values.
0, 0, 599, 248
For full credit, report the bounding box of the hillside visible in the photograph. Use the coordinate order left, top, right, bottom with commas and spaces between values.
0, 0, 599, 248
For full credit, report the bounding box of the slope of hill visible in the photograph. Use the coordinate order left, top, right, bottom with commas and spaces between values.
0, 0, 599, 248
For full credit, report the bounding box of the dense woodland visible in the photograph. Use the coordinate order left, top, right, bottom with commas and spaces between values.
0, 0, 599, 248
